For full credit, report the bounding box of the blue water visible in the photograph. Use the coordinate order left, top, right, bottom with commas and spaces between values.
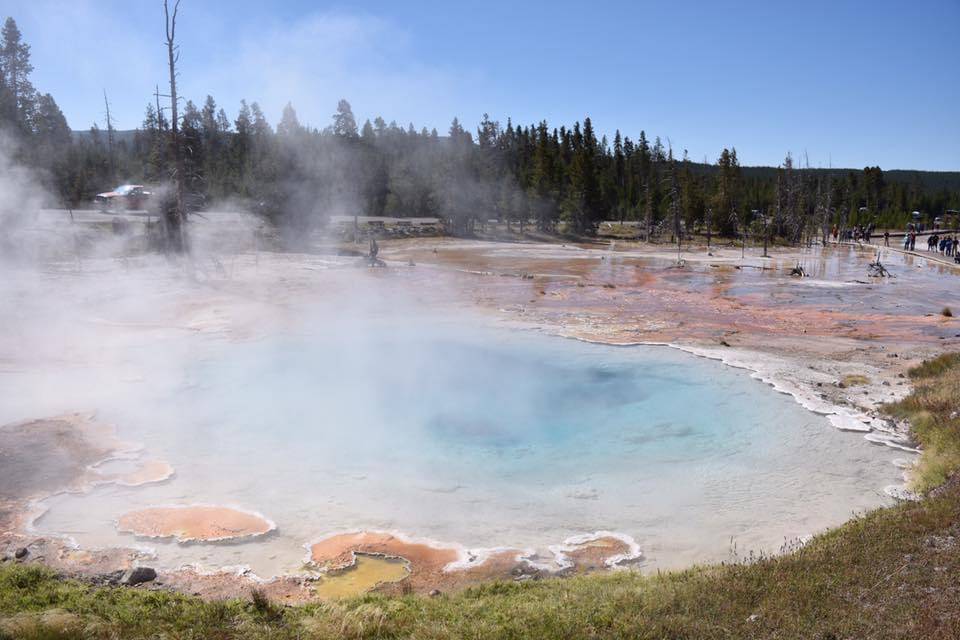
33, 322, 900, 575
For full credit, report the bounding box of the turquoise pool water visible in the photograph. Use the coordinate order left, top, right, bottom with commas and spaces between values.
32, 320, 901, 575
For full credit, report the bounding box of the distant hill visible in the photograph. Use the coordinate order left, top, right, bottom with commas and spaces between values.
72, 129, 139, 146
688, 163, 960, 193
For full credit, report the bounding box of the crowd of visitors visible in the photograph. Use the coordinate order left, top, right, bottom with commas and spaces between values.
925, 233, 958, 258
831, 224, 875, 243
830, 222, 959, 263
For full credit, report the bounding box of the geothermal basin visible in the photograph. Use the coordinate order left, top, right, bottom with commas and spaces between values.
19, 312, 903, 578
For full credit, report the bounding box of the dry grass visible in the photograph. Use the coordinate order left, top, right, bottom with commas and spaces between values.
887, 353, 960, 493
840, 373, 871, 387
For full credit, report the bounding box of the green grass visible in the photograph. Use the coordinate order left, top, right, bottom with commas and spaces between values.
886, 353, 960, 493
3, 356, 960, 639
3, 485, 958, 639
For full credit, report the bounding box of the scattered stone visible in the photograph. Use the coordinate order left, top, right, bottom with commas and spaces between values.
14, 547, 28, 560
102, 570, 126, 586
429, 589, 441, 597
924, 535, 956, 551
882, 381, 891, 386
121, 566, 157, 586
747, 613, 761, 623
720, 340, 731, 347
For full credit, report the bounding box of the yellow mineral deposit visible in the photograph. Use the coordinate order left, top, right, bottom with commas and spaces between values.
313, 554, 410, 599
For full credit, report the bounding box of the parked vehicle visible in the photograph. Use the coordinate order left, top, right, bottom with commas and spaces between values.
94, 184, 151, 211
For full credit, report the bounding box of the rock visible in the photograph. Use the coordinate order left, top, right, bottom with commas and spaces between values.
121, 566, 157, 586
100, 569, 126, 586
14, 547, 28, 560
747, 613, 760, 623
429, 589, 441, 597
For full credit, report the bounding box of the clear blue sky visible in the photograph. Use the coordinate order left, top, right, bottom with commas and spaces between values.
7, 0, 959, 170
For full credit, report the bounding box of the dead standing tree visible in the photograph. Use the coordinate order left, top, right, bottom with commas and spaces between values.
103, 90, 116, 184
666, 146, 683, 264
816, 175, 833, 246
642, 179, 652, 242
163, 0, 186, 252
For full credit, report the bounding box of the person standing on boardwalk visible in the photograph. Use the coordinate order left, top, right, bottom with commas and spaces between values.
884, 230, 890, 246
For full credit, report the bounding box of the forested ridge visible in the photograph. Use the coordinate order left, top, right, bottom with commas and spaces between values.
3, 16, 958, 241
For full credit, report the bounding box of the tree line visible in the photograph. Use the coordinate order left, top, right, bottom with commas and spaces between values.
2, 16, 958, 243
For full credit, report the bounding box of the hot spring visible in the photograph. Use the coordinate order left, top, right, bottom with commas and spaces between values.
23, 315, 902, 577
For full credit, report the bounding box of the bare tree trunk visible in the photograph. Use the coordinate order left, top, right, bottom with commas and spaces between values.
103, 90, 116, 184
821, 176, 832, 246
705, 206, 713, 250
644, 180, 652, 242
741, 214, 746, 259
763, 213, 769, 257
164, 0, 186, 253
669, 155, 681, 260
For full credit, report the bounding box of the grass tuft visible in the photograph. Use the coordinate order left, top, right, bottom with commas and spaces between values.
249, 588, 282, 622
907, 353, 960, 379
887, 353, 960, 492
840, 374, 870, 387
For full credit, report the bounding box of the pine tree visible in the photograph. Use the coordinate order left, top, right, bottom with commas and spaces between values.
276, 102, 301, 137
333, 99, 358, 138
360, 119, 375, 143
179, 100, 204, 196
0, 17, 36, 133
0, 69, 16, 130
613, 130, 626, 223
